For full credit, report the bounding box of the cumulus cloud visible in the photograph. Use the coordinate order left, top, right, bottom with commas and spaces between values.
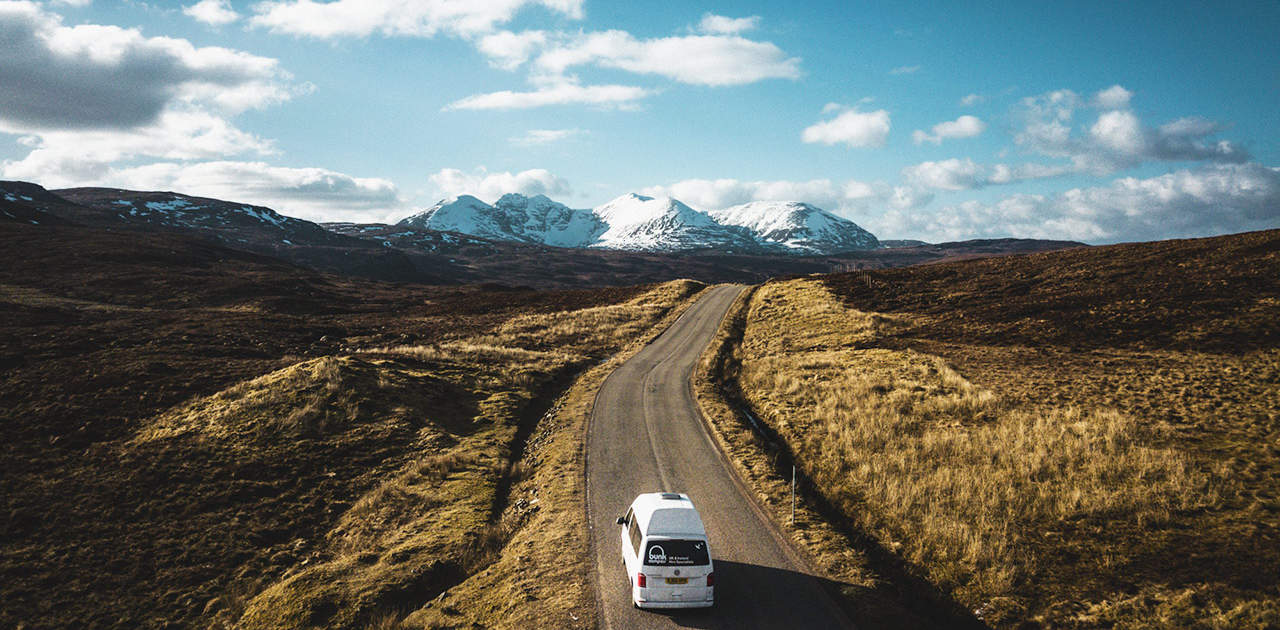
108, 160, 404, 222
1093, 84, 1132, 109
639, 176, 936, 219
184, 0, 239, 25
959, 93, 984, 107
1014, 86, 1248, 174
802, 106, 891, 148
508, 127, 583, 146
696, 13, 760, 35
427, 167, 571, 203
444, 79, 651, 110
875, 163, 1280, 243
249, 0, 583, 39
0, 2, 294, 130
902, 158, 986, 191
531, 30, 800, 86
639, 178, 847, 210
1, 109, 274, 186
912, 115, 986, 145
477, 29, 547, 70
453, 15, 799, 110
901, 158, 1072, 191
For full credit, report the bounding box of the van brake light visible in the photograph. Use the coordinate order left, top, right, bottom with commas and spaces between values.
707, 572, 714, 587
637, 573, 646, 588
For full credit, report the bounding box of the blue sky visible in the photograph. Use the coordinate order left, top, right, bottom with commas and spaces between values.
1, 0, 1277, 243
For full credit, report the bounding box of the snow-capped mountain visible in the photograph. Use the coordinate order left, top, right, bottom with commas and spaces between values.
493, 193, 605, 247
399, 194, 514, 241
590, 193, 757, 252
399, 193, 605, 247
397, 191, 881, 254
709, 201, 879, 254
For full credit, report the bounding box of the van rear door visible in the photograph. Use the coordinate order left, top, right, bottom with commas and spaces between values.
641, 537, 713, 603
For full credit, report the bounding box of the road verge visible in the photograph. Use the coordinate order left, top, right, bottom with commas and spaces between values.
402, 282, 713, 628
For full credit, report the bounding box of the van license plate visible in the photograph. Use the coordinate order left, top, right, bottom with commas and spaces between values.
666, 577, 688, 585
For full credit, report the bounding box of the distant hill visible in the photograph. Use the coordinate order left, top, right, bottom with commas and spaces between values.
3, 180, 1088, 288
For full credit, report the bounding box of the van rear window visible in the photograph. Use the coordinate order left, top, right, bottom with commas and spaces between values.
644, 539, 709, 566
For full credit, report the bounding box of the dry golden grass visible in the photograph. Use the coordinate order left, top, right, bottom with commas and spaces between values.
729, 279, 1250, 627
214, 279, 707, 629
401, 281, 711, 629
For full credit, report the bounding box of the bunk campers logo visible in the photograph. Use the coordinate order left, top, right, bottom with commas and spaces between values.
647, 545, 667, 564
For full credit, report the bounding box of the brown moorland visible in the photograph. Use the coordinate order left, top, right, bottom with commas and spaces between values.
0, 221, 699, 629
712, 229, 1279, 629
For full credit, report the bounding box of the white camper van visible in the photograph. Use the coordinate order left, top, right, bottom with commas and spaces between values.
615, 492, 714, 609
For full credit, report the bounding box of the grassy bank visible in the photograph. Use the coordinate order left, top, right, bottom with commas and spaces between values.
713, 230, 1279, 628
226, 279, 707, 629
0, 220, 703, 630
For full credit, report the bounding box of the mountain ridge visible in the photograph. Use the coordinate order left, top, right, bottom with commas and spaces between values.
3, 179, 1089, 288
397, 192, 882, 255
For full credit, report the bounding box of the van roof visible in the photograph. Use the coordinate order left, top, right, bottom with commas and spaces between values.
630, 492, 706, 536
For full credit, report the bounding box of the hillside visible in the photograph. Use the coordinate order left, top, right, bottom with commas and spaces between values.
0, 216, 709, 628
700, 228, 1280, 629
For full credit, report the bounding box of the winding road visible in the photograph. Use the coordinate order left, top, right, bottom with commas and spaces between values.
587, 284, 854, 629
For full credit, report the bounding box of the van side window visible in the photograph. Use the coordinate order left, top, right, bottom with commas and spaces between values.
628, 518, 642, 554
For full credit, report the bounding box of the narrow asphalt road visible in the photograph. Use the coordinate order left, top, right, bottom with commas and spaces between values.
587, 285, 854, 630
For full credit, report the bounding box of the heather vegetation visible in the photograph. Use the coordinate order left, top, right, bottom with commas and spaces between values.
710, 230, 1280, 628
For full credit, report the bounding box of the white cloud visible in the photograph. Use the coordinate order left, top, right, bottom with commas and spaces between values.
0, 3, 314, 194
1090, 109, 1144, 153
959, 93, 984, 107
887, 186, 934, 211
696, 13, 760, 35
477, 29, 547, 70
184, 0, 239, 25
2, 109, 274, 186
443, 80, 652, 110
427, 167, 570, 203
249, 0, 584, 39
901, 157, 1071, 191
1093, 84, 1133, 109
0, 2, 294, 130
802, 107, 891, 148
902, 158, 986, 191
532, 30, 800, 87
911, 115, 986, 145
509, 127, 583, 146
889, 65, 920, 75
455, 17, 799, 111
639, 178, 847, 210
875, 163, 1280, 243
108, 160, 404, 222
639, 177, 936, 220
1014, 86, 1248, 174
986, 162, 1071, 184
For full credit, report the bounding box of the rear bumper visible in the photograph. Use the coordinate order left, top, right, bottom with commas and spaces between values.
634, 586, 714, 609
636, 598, 714, 609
